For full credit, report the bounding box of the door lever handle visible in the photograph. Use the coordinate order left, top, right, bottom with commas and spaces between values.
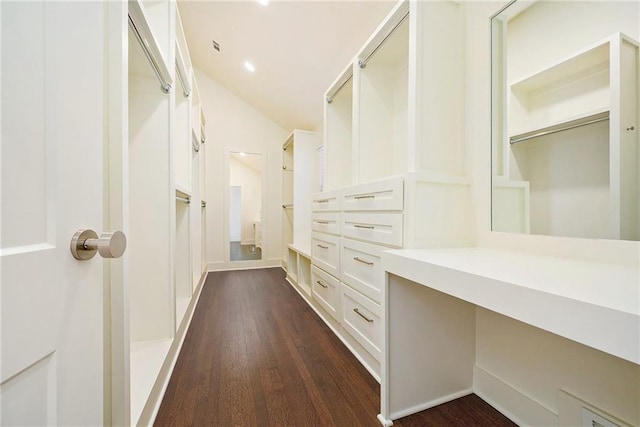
70, 229, 127, 260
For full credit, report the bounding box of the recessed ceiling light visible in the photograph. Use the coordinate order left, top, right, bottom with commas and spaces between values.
244, 61, 255, 72
240, 152, 247, 157
257, 0, 269, 5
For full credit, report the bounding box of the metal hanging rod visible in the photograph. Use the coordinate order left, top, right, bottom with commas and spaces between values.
326, 74, 353, 104
128, 1, 173, 94
176, 195, 191, 205
282, 204, 293, 209
175, 42, 192, 98
510, 111, 610, 145
358, 4, 409, 69
192, 133, 200, 153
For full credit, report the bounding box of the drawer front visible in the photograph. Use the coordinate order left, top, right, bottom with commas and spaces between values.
340, 239, 384, 304
342, 213, 403, 248
311, 232, 340, 277
312, 190, 341, 212
342, 177, 403, 211
341, 284, 381, 361
311, 265, 340, 321
311, 212, 341, 235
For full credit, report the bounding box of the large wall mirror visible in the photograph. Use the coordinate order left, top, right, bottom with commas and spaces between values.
229, 152, 263, 261
491, 0, 639, 240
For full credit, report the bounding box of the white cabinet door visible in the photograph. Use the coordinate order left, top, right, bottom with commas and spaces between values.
1, 3, 114, 425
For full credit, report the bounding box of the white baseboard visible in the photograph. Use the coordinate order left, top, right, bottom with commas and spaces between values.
207, 258, 280, 272
389, 388, 473, 420
139, 270, 209, 426
377, 413, 393, 426
473, 365, 558, 427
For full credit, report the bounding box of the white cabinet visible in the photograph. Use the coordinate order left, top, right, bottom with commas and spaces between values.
311, 212, 341, 235
340, 239, 384, 304
342, 213, 403, 248
311, 265, 341, 321
312, 189, 342, 211
340, 284, 382, 362
311, 232, 341, 278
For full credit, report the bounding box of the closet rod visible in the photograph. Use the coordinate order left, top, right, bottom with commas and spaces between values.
128, 9, 173, 94
510, 113, 610, 145
176, 195, 191, 204
326, 74, 353, 104
176, 42, 192, 98
358, 8, 409, 69
282, 204, 293, 209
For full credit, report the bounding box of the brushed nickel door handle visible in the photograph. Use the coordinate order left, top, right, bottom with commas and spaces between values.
70, 229, 127, 260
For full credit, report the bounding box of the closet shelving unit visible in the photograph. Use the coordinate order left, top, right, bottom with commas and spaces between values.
127, 1, 208, 424
356, 11, 409, 183
293, 0, 472, 384
322, 0, 471, 247
499, 32, 639, 240
281, 130, 316, 295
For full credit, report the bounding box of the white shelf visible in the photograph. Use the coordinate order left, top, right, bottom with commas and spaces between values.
510, 40, 609, 93
130, 338, 173, 425
383, 247, 640, 364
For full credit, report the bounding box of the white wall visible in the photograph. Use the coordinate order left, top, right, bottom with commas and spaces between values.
196, 68, 288, 270
464, 2, 640, 425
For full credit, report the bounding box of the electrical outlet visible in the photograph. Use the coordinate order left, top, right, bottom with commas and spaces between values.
582, 407, 620, 427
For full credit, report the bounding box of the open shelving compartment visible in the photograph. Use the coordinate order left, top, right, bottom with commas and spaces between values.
506, 33, 639, 240
175, 188, 192, 331
324, 64, 354, 191
356, 2, 409, 184
282, 136, 294, 267
127, 0, 174, 423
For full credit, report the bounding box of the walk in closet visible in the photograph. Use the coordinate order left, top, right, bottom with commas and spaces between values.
126, 1, 207, 424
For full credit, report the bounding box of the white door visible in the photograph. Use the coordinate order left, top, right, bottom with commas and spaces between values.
1, 2, 118, 425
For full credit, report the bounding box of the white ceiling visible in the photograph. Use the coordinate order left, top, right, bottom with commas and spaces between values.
178, 0, 397, 132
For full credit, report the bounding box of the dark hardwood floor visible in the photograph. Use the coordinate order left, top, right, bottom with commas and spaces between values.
155, 268, 516, 426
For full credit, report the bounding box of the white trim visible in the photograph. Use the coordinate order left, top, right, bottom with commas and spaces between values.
473, 365, 557, 427
143, 270, 209, 426
388, 389, 473, 421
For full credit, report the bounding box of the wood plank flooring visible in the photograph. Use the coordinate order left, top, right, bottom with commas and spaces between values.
155, 268, 516, 426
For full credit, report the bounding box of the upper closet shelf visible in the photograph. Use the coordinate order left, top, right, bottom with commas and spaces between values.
510, 109, 609, 144
510, 37, 610, 94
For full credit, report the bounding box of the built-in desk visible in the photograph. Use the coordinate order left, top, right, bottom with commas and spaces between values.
378, 247, 639, 425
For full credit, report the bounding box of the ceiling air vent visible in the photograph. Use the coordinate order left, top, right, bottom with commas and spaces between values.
212, 40, 221, 53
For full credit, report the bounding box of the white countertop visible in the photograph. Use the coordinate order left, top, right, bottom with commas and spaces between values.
383, 247, 640, 364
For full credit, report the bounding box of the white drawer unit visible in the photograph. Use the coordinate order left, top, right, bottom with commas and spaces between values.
312, 189, 341, 212
342, 213, 403, 248
311, 212, 341, 235
341, 284, 381, 361
342, 177, 403, 211
311, 265, 340, 321
340, 239, 384, 304
311, 232, 340, 277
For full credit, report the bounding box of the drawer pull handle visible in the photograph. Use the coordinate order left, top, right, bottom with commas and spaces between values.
353, 224, 375, 230
317, 244, 329, 249
315, 220, 330, 224
316, 199, 329, 203
354, 195, 375, 200
353, 257, 374, 266
316, 280, 328, 289
353, 308, 374, 323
